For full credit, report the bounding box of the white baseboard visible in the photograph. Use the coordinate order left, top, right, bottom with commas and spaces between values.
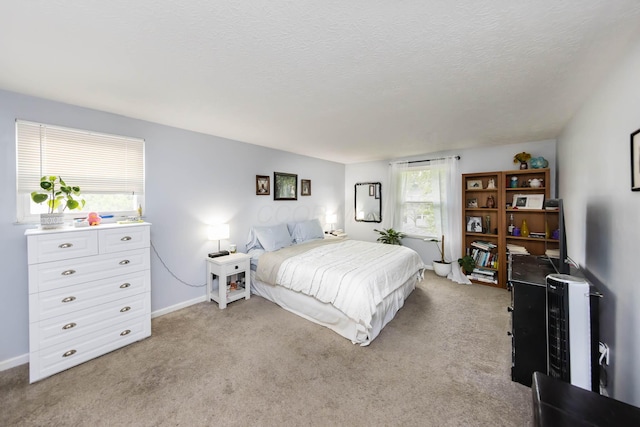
1, 295, 208, 372
151, 295, 206, 318
0, 353, 29, 372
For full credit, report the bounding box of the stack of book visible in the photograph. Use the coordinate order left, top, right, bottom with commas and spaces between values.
468, 240, 499, 269
507, 243, 530, 255
467, 267, 498, 284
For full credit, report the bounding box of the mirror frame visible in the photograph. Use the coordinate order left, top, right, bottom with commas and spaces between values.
354, 182, 382, 223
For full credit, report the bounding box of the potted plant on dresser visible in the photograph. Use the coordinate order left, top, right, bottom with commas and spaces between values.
31, 176, 85, 229
429, 235, 452, 277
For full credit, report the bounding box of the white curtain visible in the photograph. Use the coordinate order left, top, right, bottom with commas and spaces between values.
382, 161, 408, 230
430, 157, 470, 284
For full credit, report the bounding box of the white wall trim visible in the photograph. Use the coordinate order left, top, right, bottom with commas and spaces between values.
151, 295, 207, 319
0, 295, 208, 372
0, 353, 29, 372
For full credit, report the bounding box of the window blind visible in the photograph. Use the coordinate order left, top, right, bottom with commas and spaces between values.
16, 120, 144, 195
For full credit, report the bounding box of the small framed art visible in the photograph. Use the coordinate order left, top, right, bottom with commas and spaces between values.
256, 175, 270, 195
274, 172, 298, 200
631, 128, 640, 191
467, 179, 483, 189
466, 216, 483, 233
301, 179, 311, 196
512, 194, 544, 209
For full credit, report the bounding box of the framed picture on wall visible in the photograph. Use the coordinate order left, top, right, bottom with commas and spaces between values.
256, 175, 270, 195
274, 172, 298, 200
301, 179, 311, 196
631, 128, 640, 191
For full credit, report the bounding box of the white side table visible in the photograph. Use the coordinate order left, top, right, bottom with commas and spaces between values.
206, 253, 251, 309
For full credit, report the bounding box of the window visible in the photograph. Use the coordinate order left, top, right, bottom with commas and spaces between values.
16, 120, 144, 222
392, 161, 454, 238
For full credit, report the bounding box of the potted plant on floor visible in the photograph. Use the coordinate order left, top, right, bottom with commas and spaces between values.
31, 176, 85, 229
374, 228, 405, 245
428, 235, 452, 277
458, 255, 476, 276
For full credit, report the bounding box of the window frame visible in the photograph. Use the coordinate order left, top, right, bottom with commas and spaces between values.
15, 120, 145, 224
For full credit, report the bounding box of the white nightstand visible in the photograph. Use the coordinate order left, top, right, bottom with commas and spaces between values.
205, 253, 251, 309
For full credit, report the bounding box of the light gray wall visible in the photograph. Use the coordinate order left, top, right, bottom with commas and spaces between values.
344, 140, 557, 264
0, 89, 344, 365
558, 37, 640, 406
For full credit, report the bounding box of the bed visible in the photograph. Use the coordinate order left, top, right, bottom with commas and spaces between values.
247, 219, 424, 345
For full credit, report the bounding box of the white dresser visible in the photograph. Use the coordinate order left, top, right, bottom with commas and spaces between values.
25, 222, 151, 383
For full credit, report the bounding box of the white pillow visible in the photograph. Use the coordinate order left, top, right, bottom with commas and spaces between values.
245, 227, 263, 252
253, 223, 294, 252
289, 219, 324, 244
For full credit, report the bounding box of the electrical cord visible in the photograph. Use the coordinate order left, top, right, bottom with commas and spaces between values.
150, 240, 206, 288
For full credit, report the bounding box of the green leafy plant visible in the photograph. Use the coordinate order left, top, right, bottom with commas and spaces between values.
429, 234, 448, 263
513, 151, 531, 164
374, 228, 405, 245
458, 255, 476, 275
31, 176, 85, 214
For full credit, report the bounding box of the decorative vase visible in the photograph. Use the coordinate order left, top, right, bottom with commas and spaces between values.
432, 261, 452, 277
519, 161, 528, 170
521, 219, 529, 237
485, 215, 491, 234
40, 213, 65, 229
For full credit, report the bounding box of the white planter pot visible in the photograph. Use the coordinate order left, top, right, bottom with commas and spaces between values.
40, 213, 65, 229
432, 261, 452, 277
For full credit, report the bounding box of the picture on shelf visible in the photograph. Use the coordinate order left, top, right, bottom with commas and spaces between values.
466, 216, 483, 233
467, 198, 478, 208
512, 194, 544, 209
467, 179, 483, 189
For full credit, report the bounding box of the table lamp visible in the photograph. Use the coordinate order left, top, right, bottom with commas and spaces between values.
208, 223, 230, 258
325, 213, 337, 233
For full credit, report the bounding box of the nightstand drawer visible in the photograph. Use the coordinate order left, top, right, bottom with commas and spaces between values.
29, 270, 150, 323
30, 315, 151, 383
30, 292, 150, 351
27, 231, 98, 264
98, 226, 150, 253
28, 249, 150, 293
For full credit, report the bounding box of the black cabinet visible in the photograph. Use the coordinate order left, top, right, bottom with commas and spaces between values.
508, 255, 556, 387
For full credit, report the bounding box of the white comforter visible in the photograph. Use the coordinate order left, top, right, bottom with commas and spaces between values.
255, 239, 424, 328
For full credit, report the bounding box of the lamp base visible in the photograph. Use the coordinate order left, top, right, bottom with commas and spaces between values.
208, 250, 230, 258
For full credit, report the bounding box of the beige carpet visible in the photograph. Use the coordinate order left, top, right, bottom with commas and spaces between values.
1, 271, 532, 426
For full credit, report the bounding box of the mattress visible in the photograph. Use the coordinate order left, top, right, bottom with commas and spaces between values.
251, 271, 419, 346
249, 239, 424, 345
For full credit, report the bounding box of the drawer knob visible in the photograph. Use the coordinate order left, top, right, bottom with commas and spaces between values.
58, 243, 73, 249
120, 329, 131, 336
120, 306, 131, 313
62, 322, 77, 330
61, 269, 76, 276
235, 265, 239, 270
121, 236, 132, 241
120, 282, 131, 289
61, 296, 76, 303
62, 349, 77, 358
119, 260, 130, 265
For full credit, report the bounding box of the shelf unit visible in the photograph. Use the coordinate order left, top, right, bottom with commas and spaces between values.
462, 168, 555, 288
462, 171, 503, 287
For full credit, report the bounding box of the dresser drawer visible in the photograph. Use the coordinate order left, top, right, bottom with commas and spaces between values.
28, 249, 150, 293
99, 225, 149, 253
30, 292, 150, 351
29, 270, 150, 323
29, 315, 151, 383
27, 231, 98, 264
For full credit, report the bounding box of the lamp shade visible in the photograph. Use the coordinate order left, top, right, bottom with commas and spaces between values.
208, 223, 230, 241
325, 214, 337, 224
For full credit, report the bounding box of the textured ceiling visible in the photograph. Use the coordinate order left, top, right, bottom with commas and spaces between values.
1, 1, 640, 164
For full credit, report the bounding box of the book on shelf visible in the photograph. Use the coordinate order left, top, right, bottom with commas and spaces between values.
471, 240, 497, 251
507, 243, 529, 255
